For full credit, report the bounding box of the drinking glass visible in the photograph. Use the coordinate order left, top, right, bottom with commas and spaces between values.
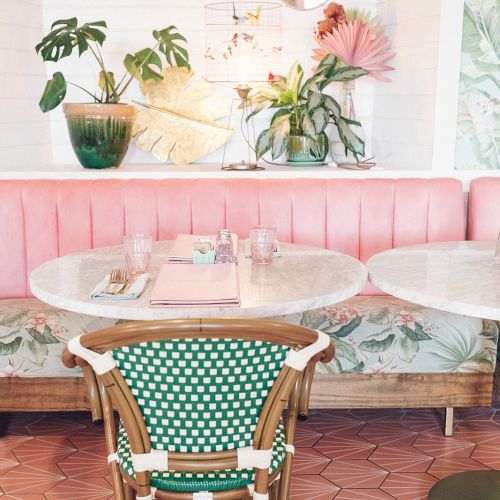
249, 226, 276, 264
123, 234, 152, 275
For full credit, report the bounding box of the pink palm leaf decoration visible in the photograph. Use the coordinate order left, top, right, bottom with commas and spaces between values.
315, 20, 395, 82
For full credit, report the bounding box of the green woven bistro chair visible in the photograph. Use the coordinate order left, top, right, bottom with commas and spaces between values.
64, 318, 334, 500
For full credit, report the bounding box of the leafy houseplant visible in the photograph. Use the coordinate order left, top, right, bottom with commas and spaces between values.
312, 2, 395, 164
250, 55, 367, 165
35, 18, 189, 168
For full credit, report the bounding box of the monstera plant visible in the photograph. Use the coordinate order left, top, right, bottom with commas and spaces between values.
35, 18, 189, 168
249, 55, 367, 165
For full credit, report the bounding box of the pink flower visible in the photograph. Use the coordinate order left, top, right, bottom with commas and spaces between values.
324, 306, 359, 325
315, 19, 395, 82
24, 313, 63, 336
396, 310, 416, 330
366, 362, 389, 374
0, 363, 23, 377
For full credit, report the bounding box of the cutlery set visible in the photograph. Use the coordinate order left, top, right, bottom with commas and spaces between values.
102, 268, 137, 295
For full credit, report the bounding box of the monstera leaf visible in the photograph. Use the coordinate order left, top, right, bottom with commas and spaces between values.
132, 67, 232, 164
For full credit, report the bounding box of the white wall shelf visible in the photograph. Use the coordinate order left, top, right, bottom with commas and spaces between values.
1, 163, 498, 189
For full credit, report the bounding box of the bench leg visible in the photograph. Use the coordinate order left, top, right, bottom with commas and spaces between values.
445, 407, 454, 436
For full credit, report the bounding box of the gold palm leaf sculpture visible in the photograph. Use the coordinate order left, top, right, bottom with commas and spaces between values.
132, 67, 233, 164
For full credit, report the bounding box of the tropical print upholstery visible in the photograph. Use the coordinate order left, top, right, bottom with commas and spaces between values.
0, 297, 498, 377
274, 296, 499, 374
113, 338, 289, 491
0, 299, 118, 377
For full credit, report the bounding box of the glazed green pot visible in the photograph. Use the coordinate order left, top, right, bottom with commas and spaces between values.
63, 103, 136, 169
287, 133, 329, 165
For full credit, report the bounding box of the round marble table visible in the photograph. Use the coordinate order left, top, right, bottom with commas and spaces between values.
30, 241, 367, 321
367, 241, 500, 321
367, 241, 500, 500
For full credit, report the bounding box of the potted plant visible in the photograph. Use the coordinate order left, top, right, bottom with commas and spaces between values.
312, 2, 395, 164
35, 18, 189, 169
249, 55, 367, 165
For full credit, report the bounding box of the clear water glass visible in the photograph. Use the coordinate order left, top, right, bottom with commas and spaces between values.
123, 234, 152, 275
249, 226, 276, 264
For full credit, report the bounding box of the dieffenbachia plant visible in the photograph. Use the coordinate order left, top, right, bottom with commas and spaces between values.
35, 18, 189, 112
249, 54, 368, 161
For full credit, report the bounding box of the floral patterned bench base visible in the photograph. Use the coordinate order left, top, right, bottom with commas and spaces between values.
272, 296, 498, 375
0, 297, 497, 378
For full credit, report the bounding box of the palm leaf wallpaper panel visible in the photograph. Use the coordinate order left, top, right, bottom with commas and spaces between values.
455, 0, 499, 170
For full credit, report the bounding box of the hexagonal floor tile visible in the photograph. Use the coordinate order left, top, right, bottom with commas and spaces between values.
292, 447, 331, 474
334, 489, 395, 500
453, 420, 500, 445
315, 434, 376, 460
0, 450, 19, 475
12, 436, 76, 464
400, 410, 446, 434
359, 422, 418, 447
0, 463, 65, 495
380, 472, 438, 500
289, 475, 339, 500
321, 459, 389, 488
412, 433, 475, 458
471, 444, 500, 469
369, 446, 433, 473
307, 412, 366, 435
44, 477, 113, 500
26, 416, 86, 437
57, 448, 109, 478
427, 457, 489, 480
348, 409, 405, 424
295, 424, 323, 447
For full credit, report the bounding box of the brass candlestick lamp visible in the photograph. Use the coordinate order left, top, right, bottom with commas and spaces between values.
221, 83, 262, 171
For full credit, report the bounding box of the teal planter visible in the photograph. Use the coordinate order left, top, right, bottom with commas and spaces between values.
63, 103, 136, 169
287, 133, 329, 165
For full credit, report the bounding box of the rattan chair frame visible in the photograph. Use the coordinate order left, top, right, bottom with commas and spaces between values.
63, 318, 334, 500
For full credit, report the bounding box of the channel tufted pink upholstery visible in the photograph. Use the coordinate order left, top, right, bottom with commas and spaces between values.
467, 177, 500, 241
0, 178, 465, 299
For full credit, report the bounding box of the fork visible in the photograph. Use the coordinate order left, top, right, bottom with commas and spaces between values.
102, 268, 127, 294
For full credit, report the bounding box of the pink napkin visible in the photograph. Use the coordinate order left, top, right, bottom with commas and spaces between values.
168, 234, 238, 262
150, 263, 240, 307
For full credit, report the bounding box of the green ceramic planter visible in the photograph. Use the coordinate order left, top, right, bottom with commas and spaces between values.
63, 103, 136, 169
287, 133, 328, 165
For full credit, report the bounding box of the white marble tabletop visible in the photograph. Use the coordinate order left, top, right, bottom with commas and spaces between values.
30, 241, 367, 321
367, 241, 500, 320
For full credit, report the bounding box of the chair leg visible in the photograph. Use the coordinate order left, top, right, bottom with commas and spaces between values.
278, 454, 293, 500
445, 407, 454, 437
123, 480, 136, 500
269, 480, 279, 500
82, 364, 104, 424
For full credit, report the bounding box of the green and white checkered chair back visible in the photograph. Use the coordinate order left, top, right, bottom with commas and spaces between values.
113, 338, 290, 453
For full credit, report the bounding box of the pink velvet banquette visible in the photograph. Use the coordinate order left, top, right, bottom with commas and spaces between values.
0, 178, 465, 299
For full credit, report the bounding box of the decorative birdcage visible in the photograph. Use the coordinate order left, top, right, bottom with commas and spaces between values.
205, 2, 282, 83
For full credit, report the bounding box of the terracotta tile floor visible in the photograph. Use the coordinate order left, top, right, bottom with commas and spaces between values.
1, 405, 500, 500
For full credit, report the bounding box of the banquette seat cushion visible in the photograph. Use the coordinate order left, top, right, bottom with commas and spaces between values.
0, 178, 497, 381
274, 296, 498, 375
1, 297, 496, 378
0, 299, 117, 377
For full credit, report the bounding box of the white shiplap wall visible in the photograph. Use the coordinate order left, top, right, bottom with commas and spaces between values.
362, 0, 442, 170
0, 0, 52, 167
3, 0, 444, 170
